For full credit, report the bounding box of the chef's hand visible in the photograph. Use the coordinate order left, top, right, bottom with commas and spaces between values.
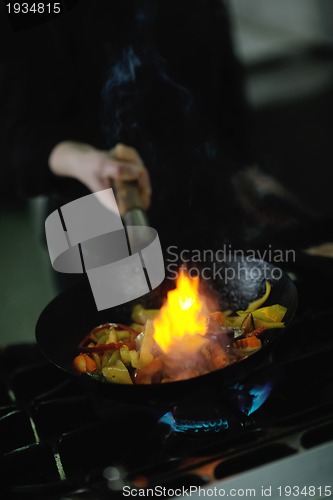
49, 141, 151, 215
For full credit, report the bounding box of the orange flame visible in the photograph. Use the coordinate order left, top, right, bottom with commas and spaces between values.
153, 270, 208, 353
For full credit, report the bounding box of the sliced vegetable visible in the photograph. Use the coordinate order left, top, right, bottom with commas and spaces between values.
241, 313, 255, 333
102, 349, 120, 367
120, 345, 131, 365
236, 303, 286, 330
116, 330, 130, 341
78, 323, 139, 354
73, 353, 97, 374
129, 349, 140, 368
236, 336, 261, 349
134, 358, 163, 384
209, 311, 226, 326
96, 332, 109, 345
130, 323, 144, 333
242, 280, 271, 313
251, 304, 287, 323
138, 319, 155, 367
131, 305, 160, 325
254, 319, 285, 329
106, 327, 118, 344
102, 360, 133, 384
245, 325, 266, 337
206, 342, 229, 369
73, 279, 288, 385
91, 352, 102, 370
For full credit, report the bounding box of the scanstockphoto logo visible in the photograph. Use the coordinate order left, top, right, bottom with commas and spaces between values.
45, 188, 165, 311
165, 245, 296, 283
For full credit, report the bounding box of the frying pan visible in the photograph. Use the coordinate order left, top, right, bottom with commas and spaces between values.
36, 258, 297, 407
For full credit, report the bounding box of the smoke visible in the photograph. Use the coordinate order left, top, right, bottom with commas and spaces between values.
101, 40, 198, 166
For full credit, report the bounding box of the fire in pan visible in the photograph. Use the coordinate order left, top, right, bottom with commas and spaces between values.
36, 258, 298, 407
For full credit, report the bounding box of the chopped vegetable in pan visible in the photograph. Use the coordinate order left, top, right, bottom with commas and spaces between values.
73, 280, 287, 384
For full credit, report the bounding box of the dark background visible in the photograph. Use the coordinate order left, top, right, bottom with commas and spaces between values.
228, 0, 333, 216
250, 53, 333, 216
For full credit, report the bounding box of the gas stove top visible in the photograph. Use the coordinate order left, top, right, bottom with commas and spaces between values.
1, 260, 333, 499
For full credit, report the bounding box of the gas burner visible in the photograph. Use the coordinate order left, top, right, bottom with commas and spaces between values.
160, 408, 230, 435
228, 378, 275, 416
158, 379, 275, 454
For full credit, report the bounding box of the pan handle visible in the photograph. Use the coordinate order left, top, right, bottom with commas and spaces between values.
122, 181, 149, 227
124, 207, 149, 227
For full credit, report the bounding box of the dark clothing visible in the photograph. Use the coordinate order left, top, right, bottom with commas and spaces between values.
3, 0, 324, 259
1, 0, 252, 190
2, 0, 108, 200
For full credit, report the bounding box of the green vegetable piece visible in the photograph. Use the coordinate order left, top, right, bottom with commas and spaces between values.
116, 330, 130, 341
120, 345, 131, 365
102, 350, 120, 367
131, 305, 160, 325
129, 350, 140, 368
252, 304, 287, 323
102, 360, 133, 384
97, 332, 109, 345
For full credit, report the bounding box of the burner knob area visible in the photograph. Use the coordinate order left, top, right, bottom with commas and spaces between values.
102, 465, 128, 491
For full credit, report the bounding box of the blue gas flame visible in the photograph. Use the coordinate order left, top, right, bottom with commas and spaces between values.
232, 382, 273, 416
160, 412, 229, 434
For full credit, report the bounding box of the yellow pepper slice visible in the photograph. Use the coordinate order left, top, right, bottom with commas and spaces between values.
102, 360, 133, 384
138, 319, 155, 367
243, 280, 271, 313
252, 304, 287, 323
254, 318, 285, 329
